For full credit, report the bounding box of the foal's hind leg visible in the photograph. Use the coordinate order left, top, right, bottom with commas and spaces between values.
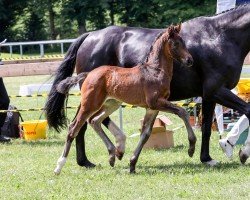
89, 100, 125, 166
54, 91, 106, 175
154, 98, 197, 157
54, 109, 90, 175
90, 99, 126, 160
130, 109, 159, 173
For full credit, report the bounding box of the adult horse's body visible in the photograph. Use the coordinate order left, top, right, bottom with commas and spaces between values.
46, 4, 250, 167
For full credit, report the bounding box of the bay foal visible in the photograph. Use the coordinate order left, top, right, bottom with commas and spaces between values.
54, 25, 196, 174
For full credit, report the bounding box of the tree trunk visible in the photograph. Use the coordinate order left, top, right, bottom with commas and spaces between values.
48, 0, 57, 40
109, 1, 114, 25
77, 19, 87, 34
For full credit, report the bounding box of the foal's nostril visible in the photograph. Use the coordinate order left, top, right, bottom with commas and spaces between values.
186, 57, 193, 66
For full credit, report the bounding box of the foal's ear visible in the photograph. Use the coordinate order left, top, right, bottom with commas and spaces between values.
168, 25, 175, 38
174, 24, 181, 33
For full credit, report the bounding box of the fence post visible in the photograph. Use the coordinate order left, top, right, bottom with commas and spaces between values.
40, 44, 44, 58
20, 45, 23, 58
10, 46, 13, 58
61, 43, 64, 55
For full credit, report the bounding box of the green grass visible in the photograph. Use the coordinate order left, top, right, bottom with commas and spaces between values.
0, 76, 250, 200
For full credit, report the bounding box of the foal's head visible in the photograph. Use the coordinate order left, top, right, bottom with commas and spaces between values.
165, 24, 193, 67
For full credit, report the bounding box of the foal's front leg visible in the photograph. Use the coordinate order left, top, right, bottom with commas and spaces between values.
154, 98, 197, 157
130, 109, 159, 173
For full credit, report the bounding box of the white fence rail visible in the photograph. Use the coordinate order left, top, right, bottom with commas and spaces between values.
0, 39, 76, 58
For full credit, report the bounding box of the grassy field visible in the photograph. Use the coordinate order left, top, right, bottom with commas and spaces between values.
0, 76, 249, 200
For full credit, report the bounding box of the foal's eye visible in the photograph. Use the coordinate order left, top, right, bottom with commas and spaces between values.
174, 42, 179, 47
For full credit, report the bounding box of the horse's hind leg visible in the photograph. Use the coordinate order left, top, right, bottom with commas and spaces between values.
154, 98, 197, 157
89, 100, 124, 166
91, 99, 126, 160
130, 109, 158, 173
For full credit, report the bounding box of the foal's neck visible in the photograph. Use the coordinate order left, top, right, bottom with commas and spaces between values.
146, 33, 173, 73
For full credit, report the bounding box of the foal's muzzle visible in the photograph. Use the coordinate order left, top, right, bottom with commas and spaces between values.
184, 56, 193, 67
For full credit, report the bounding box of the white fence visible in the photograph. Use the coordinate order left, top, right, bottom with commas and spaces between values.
0, 39, 76, 58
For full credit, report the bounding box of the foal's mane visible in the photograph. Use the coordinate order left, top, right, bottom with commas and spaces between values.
144, 26, 175, 64
144, 31, 165, 63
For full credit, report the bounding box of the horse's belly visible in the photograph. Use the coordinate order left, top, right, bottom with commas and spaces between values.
108, 87, 147, 107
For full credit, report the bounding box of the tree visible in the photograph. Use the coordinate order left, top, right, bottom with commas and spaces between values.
0, 0, 28, 41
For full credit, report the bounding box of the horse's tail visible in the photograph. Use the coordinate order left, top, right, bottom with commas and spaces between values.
45, 33, 89, 132
56, 73, 88, 94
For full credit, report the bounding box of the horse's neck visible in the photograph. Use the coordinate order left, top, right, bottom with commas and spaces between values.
218, 6, 250, 57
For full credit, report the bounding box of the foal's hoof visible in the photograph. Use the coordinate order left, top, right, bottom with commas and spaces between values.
115, 149, 124, 160
188, 146, 195, 157
54, 167, 61, 175
239, 149, 248, 164
203, 159, 219, 167
109, 155, 116, 167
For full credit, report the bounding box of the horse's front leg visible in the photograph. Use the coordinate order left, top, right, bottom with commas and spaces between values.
130, 109, 159, 173
200, 99, 217, 166
213, 86, 250, 163
152, 98, 197, 158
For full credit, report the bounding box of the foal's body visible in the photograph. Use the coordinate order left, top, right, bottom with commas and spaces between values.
54, 26, 195, 174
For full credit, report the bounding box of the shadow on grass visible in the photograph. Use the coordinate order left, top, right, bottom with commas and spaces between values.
13, 139, 65, 147
119, 161, 249, 175
154, 144, 185, 152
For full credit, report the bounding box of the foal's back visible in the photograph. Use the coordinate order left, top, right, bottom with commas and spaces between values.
81, 65, 149, 106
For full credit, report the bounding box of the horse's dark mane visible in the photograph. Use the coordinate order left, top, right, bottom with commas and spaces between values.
186, 3, 250, 23
215, 3, 249, 16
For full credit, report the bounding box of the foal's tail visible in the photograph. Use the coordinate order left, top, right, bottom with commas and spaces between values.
56, 73, 88, 94
45, 33, 89, 132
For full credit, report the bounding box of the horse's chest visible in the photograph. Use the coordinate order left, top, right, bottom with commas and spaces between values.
147, 76, 171, 95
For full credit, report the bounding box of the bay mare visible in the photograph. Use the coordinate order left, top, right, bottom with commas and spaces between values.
53, 26, 195, 174
45, 4, 250, 167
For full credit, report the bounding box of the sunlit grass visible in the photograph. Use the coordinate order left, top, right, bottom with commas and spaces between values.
0, 75, 249, 199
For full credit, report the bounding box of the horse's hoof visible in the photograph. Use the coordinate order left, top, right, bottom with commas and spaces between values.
203, 159, 219, 166
188, 146, 195, 157
115, 149, 124, 160
77, 159, 96, 168
239, 149, 248, 164
130, 167, 136, 174
109, 155, 116, 167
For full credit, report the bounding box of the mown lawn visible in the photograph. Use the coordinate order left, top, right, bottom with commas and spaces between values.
0, 76, 249, 200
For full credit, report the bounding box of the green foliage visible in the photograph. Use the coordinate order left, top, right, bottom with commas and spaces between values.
1, 0, 216, 41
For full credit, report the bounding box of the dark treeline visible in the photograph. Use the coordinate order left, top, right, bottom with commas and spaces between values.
0, 0, 216, 42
